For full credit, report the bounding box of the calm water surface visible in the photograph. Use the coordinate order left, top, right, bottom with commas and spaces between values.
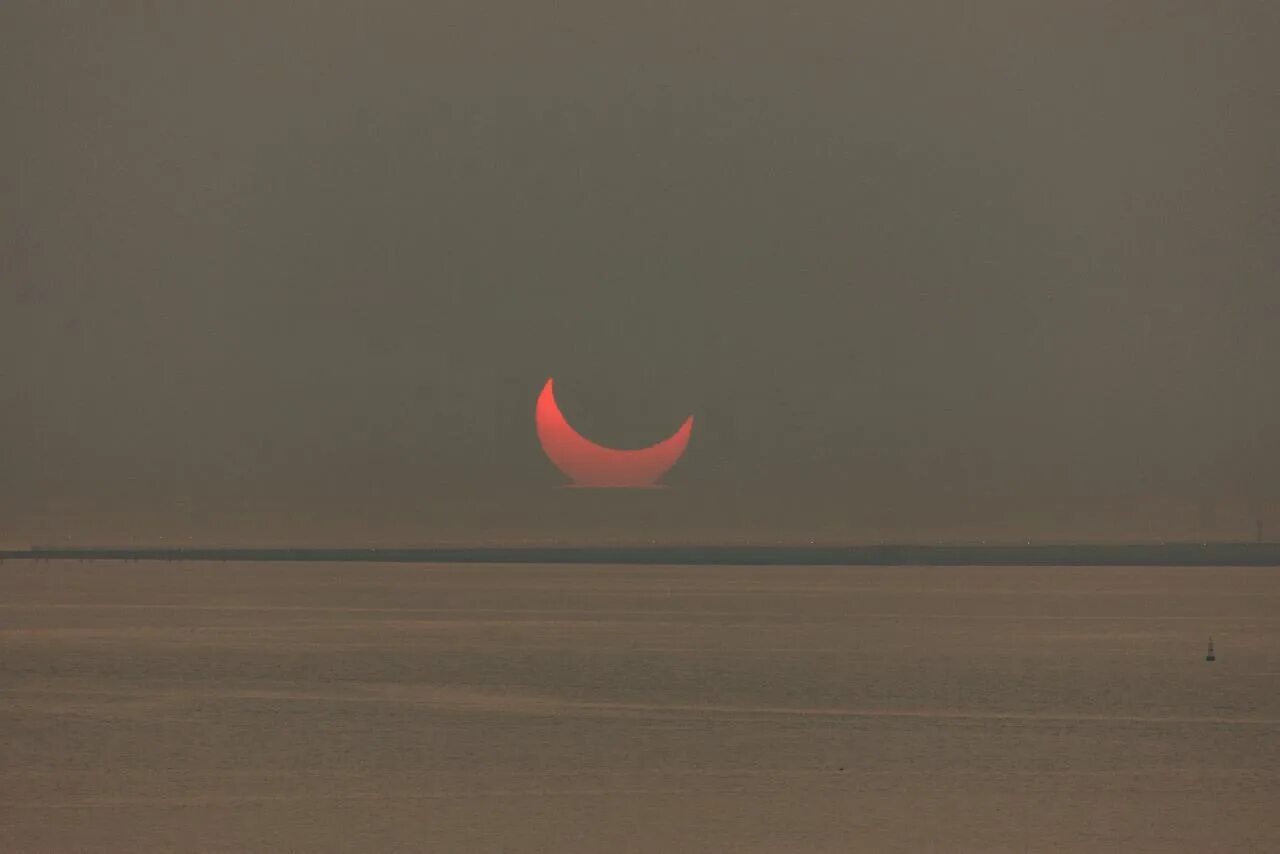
2, 562, 1277, 852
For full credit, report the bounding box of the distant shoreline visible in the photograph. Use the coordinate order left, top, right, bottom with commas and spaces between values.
2, 543, 1279, 566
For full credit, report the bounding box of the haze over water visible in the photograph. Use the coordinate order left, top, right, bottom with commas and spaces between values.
3, 561, 1277, 852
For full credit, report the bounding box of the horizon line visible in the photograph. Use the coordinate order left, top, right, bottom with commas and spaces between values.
4, 542, 1279, 567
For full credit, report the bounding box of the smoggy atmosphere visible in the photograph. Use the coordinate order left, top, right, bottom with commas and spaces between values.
3, 3, 1278, 545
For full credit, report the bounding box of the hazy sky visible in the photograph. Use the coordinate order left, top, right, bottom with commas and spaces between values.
3, 3, 1278, 545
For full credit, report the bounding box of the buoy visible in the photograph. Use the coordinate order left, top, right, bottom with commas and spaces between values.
1205, 637, 1216, 662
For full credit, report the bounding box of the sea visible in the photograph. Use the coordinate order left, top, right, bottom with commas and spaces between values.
2, 561, 1277, 852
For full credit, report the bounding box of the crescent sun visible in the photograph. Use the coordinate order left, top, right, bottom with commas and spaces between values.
535, 378, 693, 488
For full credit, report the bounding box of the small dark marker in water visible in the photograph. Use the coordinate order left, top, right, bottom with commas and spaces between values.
1205, 638, 1215, 662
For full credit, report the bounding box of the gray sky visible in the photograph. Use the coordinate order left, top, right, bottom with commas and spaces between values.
3, 2, 1278, 545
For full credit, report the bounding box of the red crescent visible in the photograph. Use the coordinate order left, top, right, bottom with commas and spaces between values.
535, 378, 693, 488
